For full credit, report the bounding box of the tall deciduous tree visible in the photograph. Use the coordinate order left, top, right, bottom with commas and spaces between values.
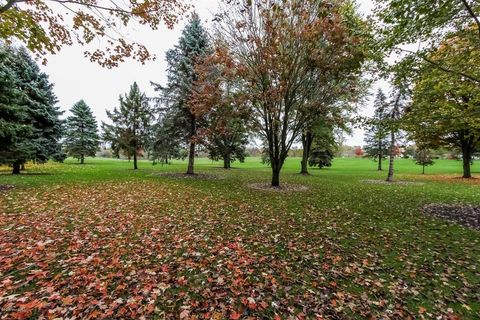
64, 100, 99, 164
190, 44, 249, 169
157, 13, 210, 175
0, 0, 189, 67
385, 86, 408, 182
216, 0, 370, 186
364, 89, 389, 171
405, 30, 480, 179
0, 45, 63, 174
102, 82, 153, 170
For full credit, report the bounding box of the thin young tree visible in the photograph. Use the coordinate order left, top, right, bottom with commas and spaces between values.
364, 89, 389, 171
414, 147, 435, 174
102, 82, 153, 170
64, 100, 99, 164
386, 87, 408, 182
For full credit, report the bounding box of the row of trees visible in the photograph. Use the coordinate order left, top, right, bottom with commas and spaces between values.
2, 0, 479, 183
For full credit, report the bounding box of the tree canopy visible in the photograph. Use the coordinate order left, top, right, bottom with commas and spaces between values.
0, 0, 189, 67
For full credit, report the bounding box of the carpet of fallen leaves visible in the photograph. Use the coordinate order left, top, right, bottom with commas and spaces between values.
0, 180, 479, 319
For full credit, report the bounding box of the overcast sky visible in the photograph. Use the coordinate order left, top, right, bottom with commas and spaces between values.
39, 0, 380, 146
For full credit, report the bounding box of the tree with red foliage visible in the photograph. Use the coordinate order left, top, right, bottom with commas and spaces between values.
215, 0, 371, 187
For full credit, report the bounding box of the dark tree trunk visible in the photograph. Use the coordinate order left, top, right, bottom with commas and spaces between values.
187, 142, 195, 175
165, 155, 169, 165
386, 131, 395, 182
271, 163, 281, 187
377, 140, 383, 171
422, 164, 425, 175
133, 152, 138, 170
12, 161, 21, 175
223, 155, 231, 169
300, 132, 313, 175
80, 154, 85, 164
462, 145, 472, 178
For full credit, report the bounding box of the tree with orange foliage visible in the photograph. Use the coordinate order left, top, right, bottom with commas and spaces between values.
215, 0, 371, 186
190, 42, 250, 169
0, 0, 188, 67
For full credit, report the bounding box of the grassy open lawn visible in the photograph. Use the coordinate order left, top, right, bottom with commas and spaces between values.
0, 157, 479, 319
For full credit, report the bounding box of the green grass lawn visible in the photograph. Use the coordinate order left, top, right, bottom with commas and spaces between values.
0, 157, 479, 319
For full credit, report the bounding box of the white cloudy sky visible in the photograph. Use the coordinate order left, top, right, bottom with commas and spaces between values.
39, 0, 380, 146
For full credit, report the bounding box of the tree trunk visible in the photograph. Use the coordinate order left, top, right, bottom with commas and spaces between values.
300, 132, 313, 175
462, 145, 472, 178
386, 131, 395, 182
377, 140, 383, 171
223, 155, 231, 169
12, 161, 21, 175
133, 152, 138, 170
187, 142, 195, 175
80, 154, 84, 164
422, 164, 425, 175
165, 155, 169, 165
271, 164, 280, 187
20, 163, 25, 171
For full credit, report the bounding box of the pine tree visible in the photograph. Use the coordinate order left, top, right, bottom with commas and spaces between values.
102, 82, 153, 170
364, 89, 389, 171
0, 45, 63, 174
157, 13, 210, 175
151, 112, 183, 165
64, 100, 100, 164
0, 45, 28, 162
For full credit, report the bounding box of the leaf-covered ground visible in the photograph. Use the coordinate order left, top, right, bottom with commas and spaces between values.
0, 158, 479, 319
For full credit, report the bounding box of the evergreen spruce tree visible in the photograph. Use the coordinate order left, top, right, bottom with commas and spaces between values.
156, 13, 210, 175
0, 45, 28, 162
0, 45, 63, 174
151, 112, 182, 165
102, 82, 153, 170
364, 89, 389, 171
64, 100, 100, 164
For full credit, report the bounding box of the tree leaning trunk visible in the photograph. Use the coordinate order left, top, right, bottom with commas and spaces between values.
187, 142, 195, 175
386, 131, 395, 182
12, 161, 21, 175
462, 146, 472, 178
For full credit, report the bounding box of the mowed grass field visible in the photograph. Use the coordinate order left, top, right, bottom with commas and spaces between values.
0, 157, 479, 319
